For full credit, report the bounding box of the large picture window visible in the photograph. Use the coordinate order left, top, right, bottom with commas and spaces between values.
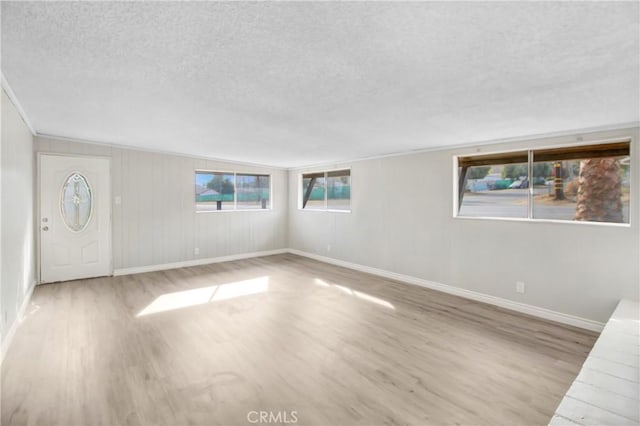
195, 171, 271, 212
456, 141, 631, 224
301, 169, 351, 211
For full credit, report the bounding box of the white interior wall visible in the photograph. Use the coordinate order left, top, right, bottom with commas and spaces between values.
35, 136, 289, 273
288, 127, 640, 324
1, 90, 3, 355
4, 114, 637, 338
1, 89, 36, 356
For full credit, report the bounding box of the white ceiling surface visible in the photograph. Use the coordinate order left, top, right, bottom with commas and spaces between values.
2, 2, 639, 168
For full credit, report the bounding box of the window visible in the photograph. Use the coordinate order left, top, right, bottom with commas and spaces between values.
456, 141, 630, 224
302, 173, 325, 209
236, 174, 271, 210
195, 171, 271, 212
532, 144, 630, 223
60, 172, 92, 232
457, 152, 529, 219
301, 169, 350, 211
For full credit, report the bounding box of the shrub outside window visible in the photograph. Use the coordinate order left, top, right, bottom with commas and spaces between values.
456, 141, 630, 224
301, 169, 350, 211
195, 171, 271, 212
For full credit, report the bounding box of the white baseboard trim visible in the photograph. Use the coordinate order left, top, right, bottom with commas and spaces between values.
113, 249, 289, 276
287, 249, 605, 332
1, 280, 37, 365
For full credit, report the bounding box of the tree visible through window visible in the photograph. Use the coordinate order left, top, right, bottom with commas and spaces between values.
457, 141, 630, 224
195, 171, 271, 212
237, 174, 271, 210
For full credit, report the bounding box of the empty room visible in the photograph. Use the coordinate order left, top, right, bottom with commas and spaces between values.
1, 1, 638, 425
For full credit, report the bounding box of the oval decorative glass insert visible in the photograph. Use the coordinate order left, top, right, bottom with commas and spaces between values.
60, 172, 93, 232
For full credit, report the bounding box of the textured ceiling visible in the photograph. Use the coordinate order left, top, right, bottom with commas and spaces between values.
2, 2, 639, 168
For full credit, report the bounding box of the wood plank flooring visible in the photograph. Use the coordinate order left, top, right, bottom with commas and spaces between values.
1, 254, 598, 426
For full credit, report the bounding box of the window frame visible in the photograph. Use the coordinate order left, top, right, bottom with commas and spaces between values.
299, 168, 352, 213
195, 169, 273, 213
453, 138, 632, 227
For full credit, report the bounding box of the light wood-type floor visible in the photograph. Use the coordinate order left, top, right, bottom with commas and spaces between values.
1, 254, 598, 426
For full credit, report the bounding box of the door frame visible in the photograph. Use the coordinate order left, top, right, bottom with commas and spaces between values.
36, 152, 113, 284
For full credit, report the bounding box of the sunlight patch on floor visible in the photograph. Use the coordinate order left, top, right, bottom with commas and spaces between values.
137, 276, 269, 316
315, 279, 395, 309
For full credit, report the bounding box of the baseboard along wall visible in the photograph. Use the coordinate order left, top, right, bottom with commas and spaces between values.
113, 249, 290, 276
287, 249, 605, 332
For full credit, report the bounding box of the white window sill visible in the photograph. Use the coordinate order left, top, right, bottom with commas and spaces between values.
196, 209, 273, 214
299, 208, 352, 213
453, 215, 631, 228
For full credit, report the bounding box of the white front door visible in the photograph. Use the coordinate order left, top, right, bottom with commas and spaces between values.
40, 154, 111, 283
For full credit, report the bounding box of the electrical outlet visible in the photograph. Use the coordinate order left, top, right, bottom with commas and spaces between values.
194, 247, 200, 256
516, 281, 526, 294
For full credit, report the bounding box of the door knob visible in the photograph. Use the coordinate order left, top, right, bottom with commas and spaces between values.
42, 226, 49, 231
